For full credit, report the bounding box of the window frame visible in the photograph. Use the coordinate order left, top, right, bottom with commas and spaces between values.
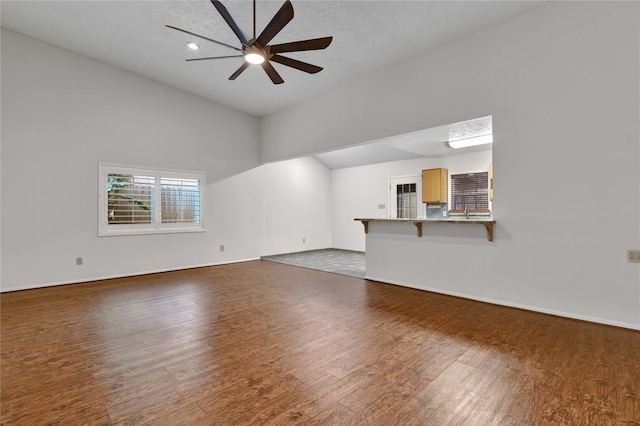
448, 169, 491, 214
98, 162, 206, 236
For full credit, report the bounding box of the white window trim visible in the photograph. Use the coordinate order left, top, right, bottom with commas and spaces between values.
388, 174, 424, 219
98, 162, 206, 236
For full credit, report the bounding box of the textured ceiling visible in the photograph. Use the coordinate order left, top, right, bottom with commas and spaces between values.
1, 0, 542, 117
314, 115, 492, 169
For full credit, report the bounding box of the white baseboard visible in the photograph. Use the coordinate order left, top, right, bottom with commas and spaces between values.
0, 258, 260, 293
365, 274, 640, 331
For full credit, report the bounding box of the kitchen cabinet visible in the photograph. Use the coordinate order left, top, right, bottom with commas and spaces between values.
422, 168, 448, 205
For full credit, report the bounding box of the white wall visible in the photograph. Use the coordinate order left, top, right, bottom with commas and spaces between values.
260, 2, 640, 329
332, 151, 492, 252
3, 2, 639, 329
261, 156, 332, 256
1, 29, 262, 291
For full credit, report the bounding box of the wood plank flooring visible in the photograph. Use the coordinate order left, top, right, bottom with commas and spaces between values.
1, 260, 639, 425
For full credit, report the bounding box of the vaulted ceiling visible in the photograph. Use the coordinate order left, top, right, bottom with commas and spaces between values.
1, 1, 542, 117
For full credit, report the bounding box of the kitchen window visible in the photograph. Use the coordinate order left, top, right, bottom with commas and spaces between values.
450, 171, 490, 213
99, 163, 205, 236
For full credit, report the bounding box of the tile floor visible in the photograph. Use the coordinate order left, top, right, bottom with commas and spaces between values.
262, 249, 366, 279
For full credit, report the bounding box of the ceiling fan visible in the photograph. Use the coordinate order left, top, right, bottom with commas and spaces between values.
167, 0, 333, 84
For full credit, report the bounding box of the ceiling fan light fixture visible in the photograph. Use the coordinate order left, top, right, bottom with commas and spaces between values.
187, 42, 199, 50
244, 52, 265, 64
167, 0, 332, 84
446, 134, 493, 149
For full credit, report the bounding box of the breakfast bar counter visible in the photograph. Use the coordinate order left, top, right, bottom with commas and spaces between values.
354, 217, 496, 241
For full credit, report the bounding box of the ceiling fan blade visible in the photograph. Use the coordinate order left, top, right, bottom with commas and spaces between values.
270, 37, 333, 54
165, 25, 241, 51
256, 0, 294, 47
229, 62, 250, 80
261, 61, 285, 84
186, 55, 243, 62
211, 0, 250, 47
270, 54, 323, 74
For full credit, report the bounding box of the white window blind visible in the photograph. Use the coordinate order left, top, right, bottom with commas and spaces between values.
99, 163, 205, 236
161, 178, 201, 224
107, 174, 154, 225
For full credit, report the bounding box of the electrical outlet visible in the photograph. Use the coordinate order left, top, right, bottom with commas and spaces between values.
378, 204, 386, 209
303, 238, 306, 243
628, 250, 640, 263
219, 245, 225, 252
442, 210, 447, 217
76, 257, 83, 266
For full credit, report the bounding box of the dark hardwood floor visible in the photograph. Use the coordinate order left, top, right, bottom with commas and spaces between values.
1, 260, 639, 425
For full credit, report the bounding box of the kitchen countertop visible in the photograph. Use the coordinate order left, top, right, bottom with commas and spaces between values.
354, 217, 496, 240
354, 217, 495, 224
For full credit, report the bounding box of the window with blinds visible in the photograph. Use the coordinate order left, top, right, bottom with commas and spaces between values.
107, 174, 154, 224
99, 163, 205, 236
450, 172, 490, 212
160, 178, 201, 224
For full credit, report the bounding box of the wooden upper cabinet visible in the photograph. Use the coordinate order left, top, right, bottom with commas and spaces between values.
422, 168, 448, 204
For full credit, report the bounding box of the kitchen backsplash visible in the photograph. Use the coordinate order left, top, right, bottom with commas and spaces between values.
426, 204, 449, 219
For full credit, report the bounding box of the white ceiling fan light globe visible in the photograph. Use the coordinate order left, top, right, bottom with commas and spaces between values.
245, 53, 265, 65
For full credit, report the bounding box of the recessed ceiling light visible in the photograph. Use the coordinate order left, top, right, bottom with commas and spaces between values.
187, 42, 199, 50
446, 134, 493, 149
